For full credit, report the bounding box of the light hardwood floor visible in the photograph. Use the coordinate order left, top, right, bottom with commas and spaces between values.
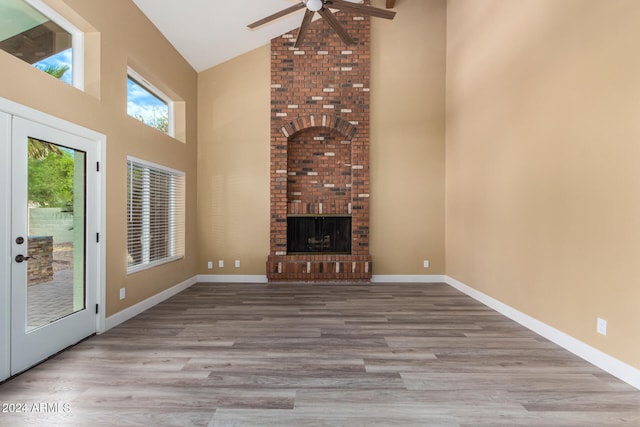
1, 282, 639, 426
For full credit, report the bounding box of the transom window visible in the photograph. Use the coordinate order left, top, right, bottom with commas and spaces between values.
127, 68, 173, 136
0, 0, 83, 88
127, 157, 185, 274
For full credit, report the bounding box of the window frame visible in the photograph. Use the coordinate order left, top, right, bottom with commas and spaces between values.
25, 0, 85, 90
127, 67, 175, 137
126, 156, 185, 275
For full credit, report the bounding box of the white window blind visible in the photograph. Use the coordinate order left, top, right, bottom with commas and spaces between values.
127, 157, 185, 274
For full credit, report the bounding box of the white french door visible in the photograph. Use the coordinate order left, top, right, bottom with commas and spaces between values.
0, 104, 103, 380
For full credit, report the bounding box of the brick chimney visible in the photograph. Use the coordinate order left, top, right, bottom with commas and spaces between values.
267, 5, 372, 282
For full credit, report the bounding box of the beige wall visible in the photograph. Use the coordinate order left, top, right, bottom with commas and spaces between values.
197, 46, 271, 276
196, 0, 447, 277
446, 0, 640, 369
371, 0, 446, 275
0, 0, 198, 316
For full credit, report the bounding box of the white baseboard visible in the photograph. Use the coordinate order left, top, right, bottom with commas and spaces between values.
372, 274, 447, 283
103, 275, 198, 331
199, 274, 447, 284
198, 274, 268, 283
199, 274, 445, 284
445, 275, 640, 391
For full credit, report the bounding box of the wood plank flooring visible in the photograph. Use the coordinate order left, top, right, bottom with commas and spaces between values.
1, 282, 639, 426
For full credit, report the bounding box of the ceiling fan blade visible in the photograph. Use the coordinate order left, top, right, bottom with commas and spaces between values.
318, 7, 354, 45
247, 2, 306, 29
295, 9, 315, 48
327, 0, 396, 20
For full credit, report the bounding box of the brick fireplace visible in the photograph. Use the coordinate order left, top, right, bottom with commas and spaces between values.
267, 5, 372, 281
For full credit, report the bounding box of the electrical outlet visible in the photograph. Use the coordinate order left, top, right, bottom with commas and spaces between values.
207, 261, 213, 269
119, 288, 126, 300
218, 260, 224, 268
423, 260, 430, 269
597, 317, 607, 336
235, 260, 240, 268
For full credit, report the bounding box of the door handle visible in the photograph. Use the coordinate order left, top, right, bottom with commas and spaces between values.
15, 254, 33, 263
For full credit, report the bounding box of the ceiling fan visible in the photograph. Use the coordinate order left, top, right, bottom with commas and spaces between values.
247, 0, 396, 48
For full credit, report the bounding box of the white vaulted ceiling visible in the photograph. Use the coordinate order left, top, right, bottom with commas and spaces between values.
132, 0, 366, 72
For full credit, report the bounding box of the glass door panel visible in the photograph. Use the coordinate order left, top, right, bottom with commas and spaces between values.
25, 137, 86, 331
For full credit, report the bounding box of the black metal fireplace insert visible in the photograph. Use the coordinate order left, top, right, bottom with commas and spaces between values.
287, 216, 351, 254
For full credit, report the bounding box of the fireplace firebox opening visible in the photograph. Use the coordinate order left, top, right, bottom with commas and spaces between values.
287, 216, 351, 254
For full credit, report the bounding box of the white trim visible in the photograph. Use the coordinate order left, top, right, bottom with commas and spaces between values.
0, 98, 104, 141
104, 276, 198, 331
445, 275, 640, 391
198, 275, 445, 284
127, 256, 185, 276
97, 133, 107, 333
0, 112, 11, 382
372, 274, 447, 283
71, 30, 84, 91
198, 275, 268, 284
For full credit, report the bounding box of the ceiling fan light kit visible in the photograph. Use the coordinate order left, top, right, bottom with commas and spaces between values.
248, 0, 396, 47
305, 0, 323, 12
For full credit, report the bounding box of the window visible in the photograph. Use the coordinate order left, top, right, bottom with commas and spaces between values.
127, 68, 173, 136
127, 157, 185, 273
0, 0, 83, 88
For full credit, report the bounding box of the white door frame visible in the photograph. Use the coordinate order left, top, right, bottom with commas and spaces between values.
0, 97, 106, 382
0, 110, 11, 382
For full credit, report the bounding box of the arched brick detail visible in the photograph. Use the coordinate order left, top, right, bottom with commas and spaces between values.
280, 115, 357, 140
